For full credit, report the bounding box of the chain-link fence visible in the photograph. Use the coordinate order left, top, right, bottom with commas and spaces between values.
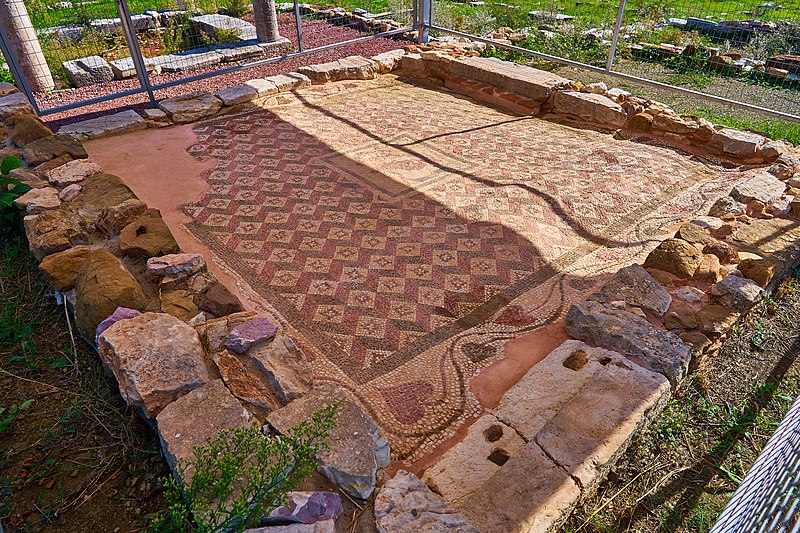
424, 0, 800, 120
0, 0, 414, 115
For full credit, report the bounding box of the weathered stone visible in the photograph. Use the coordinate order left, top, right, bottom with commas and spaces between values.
298, 56, 377, 84
99, 312, 209, 419
213, 350, 277, 410
0, 82, 18, 97
63, 56, 114, 87
161, 290, 199, 322
770, 195, 793, 217
594, 264, 671, 316
652, 113, 699, 134
147, 253, 206, 278
35, 154, 74, 175
225, 316, 278, 354
13, 186, 60, 214
8, 114, 53, 147
709, 195, 746, 217
536, 355, 669, 496
109, 56, 159, 79
24, 210, 85, 260
242, 78, 280, 97
59, 183, 82, 201
38, 245, 92, 291
244, 522, 335, 533
552, 90, 627, 128
0, 92, 36, 120
268, 492, 344, 525
703, 240, 739, 264
196, 310, 258, 353
22, 134, 88, 167
9, 168, 48, 189
455, 440, 578, 533
58, 110, 146, 140
672, 286, 706, 304
73, 249, 147, 338
119, 211, 180, 258
215, 84, 258, 106
191, 14, 256, 41
215, 44, 265, 63
249, 336, 313, 402
95, 305, 141, 339
196, 280, 243, 316
156, 379, 250, 481
158, 92, 223, 124
423, 415, 524, 506
694, 253, 722, 283
730, 172, 787, 204
643, 238, 704, 279
566, 301, 692, 386
710, 275, 763, 311
45, 158, 101, 186
370, 49, 405, 73
626, 112, 653, 131
676, 221, 713, 244
266, 385, 390, 500
697, 304, 740, 336
732, 218, 800, 282
663, 301, 698, 330
158, 50, 223, 73
710, 128, 767, 157
445, 57, 569, 102
761, 140, 790, 161
70, 172, 146, 236
266, 72, 311, 92
738, 258, 776, 287
679, 330, 712, 354
375, 470, 478, 532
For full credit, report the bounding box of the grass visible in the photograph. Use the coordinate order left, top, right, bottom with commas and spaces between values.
681, 106, 800, 145
0, 227, 165, 531
564, 272, 800, 532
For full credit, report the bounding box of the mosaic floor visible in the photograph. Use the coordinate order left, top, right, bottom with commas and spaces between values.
181, 77, 748, 462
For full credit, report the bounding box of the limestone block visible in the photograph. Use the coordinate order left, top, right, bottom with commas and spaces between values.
45, 158, 101, 185
266, 72, 311, 92
552, 90, 627, 128
0, 92, 35, 121
249, 336, 312, 402
446, 56, 569, 102
158, 91, 223, 124
13, 187, 60, 214
58, 110, 146, 140
710, 127, 767, 157
730, 172, 786, 205
593, 264, 672, 317
298, 56, 377, 84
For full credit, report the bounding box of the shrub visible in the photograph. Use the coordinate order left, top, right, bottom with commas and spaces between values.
0, 156, 30, 228
148, 404, 337, 533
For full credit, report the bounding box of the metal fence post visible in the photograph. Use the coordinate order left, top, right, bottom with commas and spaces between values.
114, 0, 157, 107
417, 0, 430, 44
0, 22, 41, 115
606, 0, 627, 72
294, 0, 305, 53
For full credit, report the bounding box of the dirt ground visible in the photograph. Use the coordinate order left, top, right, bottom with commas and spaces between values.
0, 229, 167, 533
564, 271, 800, 532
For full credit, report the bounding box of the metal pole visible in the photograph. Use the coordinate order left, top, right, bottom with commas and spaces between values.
417, 0, 430, 44
0, 20, 41, 115
293, 0, 305, 53
606, 0, 627, 71
114, 0, 157, 108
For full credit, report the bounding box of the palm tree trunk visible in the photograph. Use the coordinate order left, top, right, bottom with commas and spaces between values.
0, 0, 55, 92
252, 0, 280, 43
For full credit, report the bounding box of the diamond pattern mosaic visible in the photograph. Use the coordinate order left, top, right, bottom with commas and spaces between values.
183, 78, 747, 462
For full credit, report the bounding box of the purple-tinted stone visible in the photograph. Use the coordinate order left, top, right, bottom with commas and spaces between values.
224, 317, 277, 354
268, 491, 344, 525
95, 307, 141, 342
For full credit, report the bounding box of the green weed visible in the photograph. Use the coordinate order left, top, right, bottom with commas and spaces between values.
0, 399, 35, 434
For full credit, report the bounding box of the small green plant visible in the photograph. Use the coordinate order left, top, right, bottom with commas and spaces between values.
149, 404, 337, 533
223, 0, 252, 18
0, 155, 30, 227
0, 399, 35, 434
162, 19, 192, 54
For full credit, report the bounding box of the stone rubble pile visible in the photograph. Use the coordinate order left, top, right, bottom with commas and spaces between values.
7, 39, 800, 531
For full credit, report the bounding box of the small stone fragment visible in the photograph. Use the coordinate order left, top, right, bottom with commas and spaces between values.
249, 336, 313, 402
710, 275, 763, 311
374, 471, 478, 533
662, 301, 698, 330
738, 258, 776, 287
697, 304, 740, 336
38, 245, 92, 291
267, 492, 344, 525
693, 253, 722, 283
676, 221, 713, 244
594, 264, 672, 317
95, 306, 141, 341
709, 196, 746, 217
196, 281, 243, 316
147, 253, 206, 278
213, 350, 277, 410
703, 241, 739, 264
161, 289, 199, 322
45, 158, 101, 186
59, 183, 82, 201
679, 330, 712, 354
119, 211, 180, 258
13, 187, 60, 214
225, 316, 278, 354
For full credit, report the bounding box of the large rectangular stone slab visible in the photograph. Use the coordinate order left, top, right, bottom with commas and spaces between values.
455, 439, 580, 533
729, 172, 786, 204
298, 56, 377, 84
266, 72, 311, 92
552, 90, 627, 127
58, 109, 146, 140
536, 357, 670, 496
191, 14, 256, 41
446, 56, 570, 102
63, 56, 114, 87
159, 50, 222, 73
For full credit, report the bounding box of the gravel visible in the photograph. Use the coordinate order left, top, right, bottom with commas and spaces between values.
40, 15, 409, 129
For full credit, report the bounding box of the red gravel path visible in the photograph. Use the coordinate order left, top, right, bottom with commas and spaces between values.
40, 14, 409, 128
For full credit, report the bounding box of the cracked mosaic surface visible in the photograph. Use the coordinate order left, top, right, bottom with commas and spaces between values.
183, 77, 747, 462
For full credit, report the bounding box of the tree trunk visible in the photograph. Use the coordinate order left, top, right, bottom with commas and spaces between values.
252, 0, 280, 43
0, 0, 55, 92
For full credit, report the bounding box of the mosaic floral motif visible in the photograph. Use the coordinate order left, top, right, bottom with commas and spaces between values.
184, 79, 747, 462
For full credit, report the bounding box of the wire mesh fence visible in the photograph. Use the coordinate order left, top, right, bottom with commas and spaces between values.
0, 0, 414, 114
